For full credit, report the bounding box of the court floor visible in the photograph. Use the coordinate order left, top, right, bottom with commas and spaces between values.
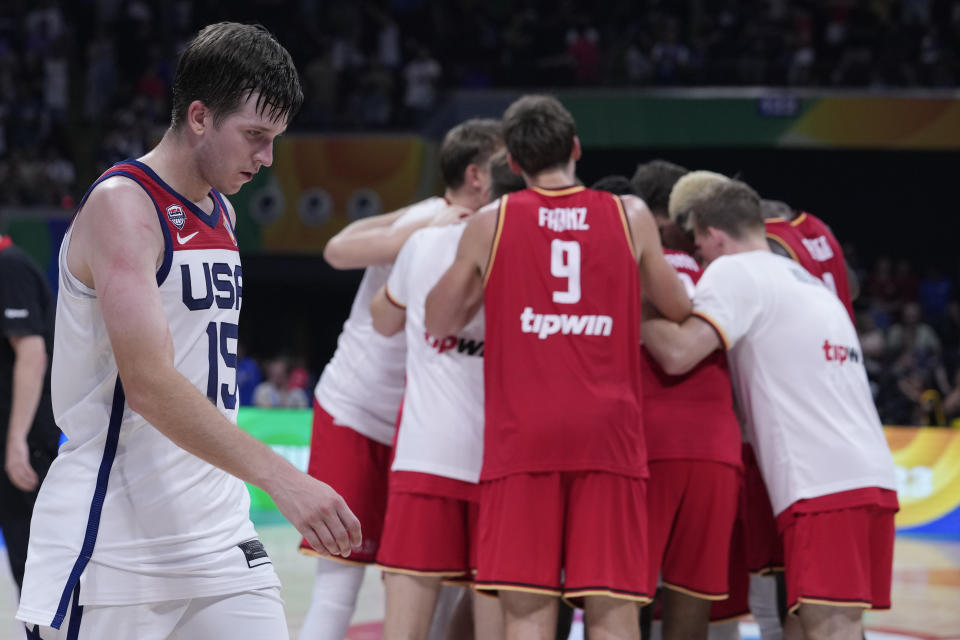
2, 525, 958, 639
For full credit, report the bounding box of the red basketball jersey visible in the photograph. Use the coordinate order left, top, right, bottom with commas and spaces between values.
482, 185, 644, 480
765, 213, 854, 321
640, 250, 741, 467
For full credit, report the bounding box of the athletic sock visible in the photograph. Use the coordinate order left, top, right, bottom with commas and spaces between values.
297, 558, 366, 640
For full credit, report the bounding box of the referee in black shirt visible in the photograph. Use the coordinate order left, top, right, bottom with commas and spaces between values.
0, 234, 58, 592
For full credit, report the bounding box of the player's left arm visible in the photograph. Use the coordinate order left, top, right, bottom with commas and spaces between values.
642, 316, 722, 376
425, 203, 497, 337
2, 261, 48, 492
622, 196, 692, 323
370, 286, 406, 337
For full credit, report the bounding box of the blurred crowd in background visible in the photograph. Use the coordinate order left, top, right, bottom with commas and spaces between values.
852, 255, 960, 427
2, 0, 960, 425
4, 0, 960, 206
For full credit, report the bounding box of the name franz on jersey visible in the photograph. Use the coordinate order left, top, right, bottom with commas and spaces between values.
520, 306, 613, 340
801, 235, 834, 262
538, 206, 589, 232
665, 252, 700, 273
425, 331, 484, 357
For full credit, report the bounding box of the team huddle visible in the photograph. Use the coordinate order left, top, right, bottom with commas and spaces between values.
10, 21, 896, 640
299, 97, 898, 640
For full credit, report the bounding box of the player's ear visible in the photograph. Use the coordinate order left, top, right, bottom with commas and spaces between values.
186, 100, 210, 135
506, 153, 524, 176
571, 136, 582, 162
464, 163, 481, 189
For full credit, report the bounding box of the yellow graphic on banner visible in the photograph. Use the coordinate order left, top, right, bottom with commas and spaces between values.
254, 136, 438, 253
784, 98, 960, 149
885, 426, 960, 529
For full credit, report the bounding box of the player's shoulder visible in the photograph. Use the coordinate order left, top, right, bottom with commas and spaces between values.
81, 175, 157, 226
395, 195, 447, 225
793, 211, 835, 235
408, 222, 464, 248
702, 251, 761, 278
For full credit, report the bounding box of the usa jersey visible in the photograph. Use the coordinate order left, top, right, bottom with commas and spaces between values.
640, 250, 740, 467
482, 186, 644, 480
315, 197, 448, 445
18, 161, 278, 628
765, 213, 854, 322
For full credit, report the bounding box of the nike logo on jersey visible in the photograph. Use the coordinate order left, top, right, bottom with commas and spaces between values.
177, 231, 200, 245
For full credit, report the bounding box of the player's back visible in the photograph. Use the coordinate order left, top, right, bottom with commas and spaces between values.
482, 185, 643, 480
391, 224, 486, 483
765, 213, 853, 321
698, 251, 893, 515
315, 197, 447, 445
641, 250, 740, 466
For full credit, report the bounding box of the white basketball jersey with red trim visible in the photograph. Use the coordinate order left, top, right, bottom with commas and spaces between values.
19, 162, 278, 628
314, 197, 447, 444
386, 225, 484, 483
691, 251, 896, 516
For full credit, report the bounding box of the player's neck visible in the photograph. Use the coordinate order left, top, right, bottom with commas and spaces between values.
139, 132, 214, 205
444, 186, 482, 211
524, 165, 577, 191
734, 234, 771, 254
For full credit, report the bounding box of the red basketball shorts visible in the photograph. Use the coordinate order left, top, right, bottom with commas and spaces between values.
299, 401, 391, 563
647, 460, 741, 601
742, 445, 783, 574
778, 492, 897, 613
474, 471, 651, 606
709, 498, 751, 622
377, 471, 480, 579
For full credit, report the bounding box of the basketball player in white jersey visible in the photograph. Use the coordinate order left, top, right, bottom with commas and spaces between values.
299, 119, 503, 640
16, 23, 361, 640
643, 180, 897, 640
365, 151, 523, 640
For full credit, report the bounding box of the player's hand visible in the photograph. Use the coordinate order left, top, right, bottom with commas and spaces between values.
270, 471, 362, 557
5, 437, 39, 492
430, 204, 472, 227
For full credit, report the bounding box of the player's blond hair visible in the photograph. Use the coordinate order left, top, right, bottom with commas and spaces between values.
668, 170, 731, 227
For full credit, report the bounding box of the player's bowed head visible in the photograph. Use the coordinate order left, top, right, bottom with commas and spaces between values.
168, 22, 302, 198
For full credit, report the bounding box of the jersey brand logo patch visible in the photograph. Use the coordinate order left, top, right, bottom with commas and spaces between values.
177, 231, 199, 245
166, 204, 186, 229
238, 539, 271, 568
3, 308, 29, 319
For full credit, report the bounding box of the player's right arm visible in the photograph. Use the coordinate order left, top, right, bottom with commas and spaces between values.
370, 232, 418, 337
370, 286, 405, 337
323, 201, 470, 269
424, 203, 497, 338
622, 195, 692, 323
71, 180, 361, 558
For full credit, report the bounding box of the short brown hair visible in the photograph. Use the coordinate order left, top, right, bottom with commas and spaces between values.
503, 95, 576, 176
488, 150, 526, 201
171, 22, 302, 128
689, 180, 764, 239
440, 119, 503, 189
630, 160, 688, 216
